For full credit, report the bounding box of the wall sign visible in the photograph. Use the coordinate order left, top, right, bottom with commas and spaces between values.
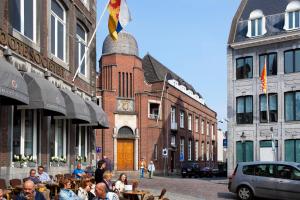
0, 30, 65, 78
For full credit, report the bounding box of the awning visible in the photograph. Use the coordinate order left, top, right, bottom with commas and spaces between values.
0, 58, 29, 105
60, 89, 91, 124
85, 100, 109, 129
21, 73, 66, 116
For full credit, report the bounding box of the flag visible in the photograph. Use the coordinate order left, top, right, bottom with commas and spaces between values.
108, 0, 131, 40
260, 58, 267, 94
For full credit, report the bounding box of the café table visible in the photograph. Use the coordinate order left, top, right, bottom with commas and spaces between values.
122, 190, 149, 200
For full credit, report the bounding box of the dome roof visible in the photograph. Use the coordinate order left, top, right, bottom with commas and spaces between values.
286, 1, 300, 12
249, 9, 264, 20
102, 32, 139, 57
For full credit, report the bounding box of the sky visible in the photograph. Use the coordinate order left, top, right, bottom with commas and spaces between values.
96, 0, 241, 130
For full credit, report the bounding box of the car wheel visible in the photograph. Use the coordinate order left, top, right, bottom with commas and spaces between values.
237, 186, 253, 200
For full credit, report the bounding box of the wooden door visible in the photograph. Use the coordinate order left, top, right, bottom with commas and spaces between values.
117, 139, 134, 171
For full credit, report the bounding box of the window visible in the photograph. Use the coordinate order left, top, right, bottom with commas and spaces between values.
243, 165, 255, 175
285, 140, 300, 162
201, 141, 204, 161
195, 141, 199, 161
206, 122, 210, 136
76, 23, 87, 76
9, 0, 36, 41
180, 111, 184, 128
51, 0, 66, 61
206, 142, 210, 161
247, 10, 266, 37
260, 94, 278, 123
171, 135, 176, 147
80, 0, 89, 9
276, 165, 294, 180
211, 124, 214, 137
285, 91, 300, 121
254, 164, 275, 177
195, 117, 199, 133
180, 138, 185, 161
285, 1, 300, 30
148, 102, 160, 119
236, 141, 254, 162
76, 126, 87, 158
154, 144, 158, 161
171, 106, 176, 123
201, 120, 204, 134
188, 140, 192, 161
259, 53, 277, 76
188, 114, 192, 131
212, 141, 215, 161
236, 57, 253, 79
260, 140, 278, 161
12, 109, 38, 160
236, 96, 253, 124
284, 49, 300, 73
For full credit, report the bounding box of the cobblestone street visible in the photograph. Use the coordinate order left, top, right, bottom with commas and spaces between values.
138, 176, 237, 200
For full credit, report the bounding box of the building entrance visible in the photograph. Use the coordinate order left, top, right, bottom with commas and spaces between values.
117, 139, 134, 171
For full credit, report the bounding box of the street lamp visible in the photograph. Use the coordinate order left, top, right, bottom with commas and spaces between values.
270, 127, 277, 161
240, 132, 246, 162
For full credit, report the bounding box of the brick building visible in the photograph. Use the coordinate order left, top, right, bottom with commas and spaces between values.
0, 0, 108, 180
96, 32, 217, 173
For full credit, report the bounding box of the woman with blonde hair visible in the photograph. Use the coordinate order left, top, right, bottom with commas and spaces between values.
101, 171, 115, 193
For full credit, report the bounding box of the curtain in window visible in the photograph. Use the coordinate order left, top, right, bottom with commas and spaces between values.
285, 51, 294, 73
285, 140, 295, 162
10, 0, 21, 32
236, 142, 243, 163
236, 141, 253, 162
245, 141, 253, 162
13, 108, 21, 157
57, 120, 64, 157
296, 140, 300, 162
24, 0, 33, 39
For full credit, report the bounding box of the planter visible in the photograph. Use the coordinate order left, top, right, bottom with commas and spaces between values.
27, 162, 37, 168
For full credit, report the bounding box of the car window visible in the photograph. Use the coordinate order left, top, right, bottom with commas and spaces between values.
242, 165, 255, 175
254, 164, 275, 177
291, 168, 300, 181
276, 165, 293, 179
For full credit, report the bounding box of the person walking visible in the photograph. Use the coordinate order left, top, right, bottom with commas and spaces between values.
139, 158, 146, 178
147, 161, 155, 179
103, 155, 113, 172
95, 160, 106, 184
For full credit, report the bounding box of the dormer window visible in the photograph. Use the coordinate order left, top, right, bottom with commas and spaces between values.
284, 1, 300, 30
247, 10, 267, 37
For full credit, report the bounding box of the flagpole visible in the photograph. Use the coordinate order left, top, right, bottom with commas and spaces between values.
72, 0, 110, 82
157, 74, 168, 125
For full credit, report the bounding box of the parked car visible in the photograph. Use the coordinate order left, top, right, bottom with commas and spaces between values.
228, 161, 300, 200
181, 162, 201, 178
199, 166, 213, 177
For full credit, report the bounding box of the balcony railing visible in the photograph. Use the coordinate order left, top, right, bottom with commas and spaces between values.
171, 122, 178, 130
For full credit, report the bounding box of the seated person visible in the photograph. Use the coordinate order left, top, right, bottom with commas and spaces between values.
84, 164, 94, 177
59, 178, 81, 200
115, 173, 127, 197
78, 180, 91, 200
73, 163, 86, 179
0, 189, 6, 200
93, 183, 119, 200
28, 169, 41, 184
102, 171, 114, 193
37, 166, 51, 183
16, 180, 45, 200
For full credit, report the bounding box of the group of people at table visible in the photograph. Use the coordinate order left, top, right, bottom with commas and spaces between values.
0, 157, 148, 200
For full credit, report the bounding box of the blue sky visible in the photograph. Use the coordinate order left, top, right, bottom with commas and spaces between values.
96, 0, 241, 130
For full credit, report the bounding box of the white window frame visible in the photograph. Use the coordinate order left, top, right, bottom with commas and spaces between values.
180, 111, 184, 128
50, 0, 66, 62
201, 141, 204, 161
195, 141, 199, 161
54, 119, 67, 158
211, 124, 214, 136
188, 140, 192, 161
247, 10, 267, 37
76, 23, 88, 76
148, 100, 161, 120
207, 122, 210, 136
195, 117, 199, 133
12, 0, 37, 42
201, 120, 204, 134
18, 110, 37, 160
171, 106, 176, 123
171, 135, 176, 146
188, 114, 192, 131
284, 1, 300, 30
206, 142, 210, 161
180, 138, 185, 161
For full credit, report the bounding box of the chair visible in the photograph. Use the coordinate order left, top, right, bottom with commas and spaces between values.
64, 173, 72, 179
55, 174, 63, 182
0, 179, 7, 189
9, 179, 21, 188
153, 188, 167, 200
23, 178, 29, 183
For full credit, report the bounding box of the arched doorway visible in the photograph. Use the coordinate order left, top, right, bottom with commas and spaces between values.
117, 126, 134, 171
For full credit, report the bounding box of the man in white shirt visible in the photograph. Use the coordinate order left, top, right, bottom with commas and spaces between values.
37, 166, 51, 183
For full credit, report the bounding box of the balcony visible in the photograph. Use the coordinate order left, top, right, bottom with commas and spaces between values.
171, 122, 178, 130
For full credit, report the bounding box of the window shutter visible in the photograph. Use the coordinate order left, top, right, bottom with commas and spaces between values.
236, 141, 243, 163
296, 140, 300, 163
245, 141, 254, 162
285, 140, 295, 162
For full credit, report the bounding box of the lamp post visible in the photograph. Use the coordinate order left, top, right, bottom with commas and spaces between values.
270, 127, 276, 161
240, 132, 246, 162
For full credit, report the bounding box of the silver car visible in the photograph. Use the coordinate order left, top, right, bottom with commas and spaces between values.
228, 161, 300, 200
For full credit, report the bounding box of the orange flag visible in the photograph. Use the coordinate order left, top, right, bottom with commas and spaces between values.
261, 58, 267, 94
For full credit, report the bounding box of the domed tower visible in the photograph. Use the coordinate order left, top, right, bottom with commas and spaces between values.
97, 32, 144, 171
